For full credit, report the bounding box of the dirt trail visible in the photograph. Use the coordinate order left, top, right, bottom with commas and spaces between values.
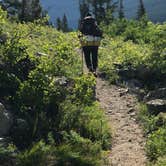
96, 78, 147, 166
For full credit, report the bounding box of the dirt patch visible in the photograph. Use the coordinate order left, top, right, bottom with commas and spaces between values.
96, 78, 147, 166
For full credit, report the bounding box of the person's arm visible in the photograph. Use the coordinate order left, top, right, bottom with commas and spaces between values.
94, 24, 103, 37
79, 20, 84, 34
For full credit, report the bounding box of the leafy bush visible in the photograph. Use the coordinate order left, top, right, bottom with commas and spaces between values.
139, 104, 166, 164
155, 156, 166, 166
99, 19, 166, 86
17, 131, 109, 166
0, 143, 17, 165
58, 101, 111, 150
0, 6, 7, 31
146, 128, 166, 161
17, 141, 50, 166
53, 131, 104, 166
0, 9, 112, 165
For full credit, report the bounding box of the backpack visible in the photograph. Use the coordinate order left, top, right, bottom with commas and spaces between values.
80, 17, 102, 37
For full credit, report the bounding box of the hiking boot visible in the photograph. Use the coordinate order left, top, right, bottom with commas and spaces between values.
88, 67, 93, 72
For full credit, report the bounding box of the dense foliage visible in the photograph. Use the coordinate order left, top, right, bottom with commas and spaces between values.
99, 18, 166, 88
139, 104, 166, 166
0, 7, 111, 165
0, 2, 165, 165
98, 16, 166, 166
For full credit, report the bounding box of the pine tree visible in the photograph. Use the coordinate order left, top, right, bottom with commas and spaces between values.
31, 0, 42, 20
79, 0, 117, 24
62, 14, 69, 32
137, 0, 146, 20
1, 0, 22, 16
20, 0, 27, 21
119, 0, 125, 19
56, 17, 62, 31
79, 0, 89, 20
1, 0, 43, 22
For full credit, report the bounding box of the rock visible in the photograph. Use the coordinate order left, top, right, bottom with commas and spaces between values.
136, 65, 153, 80
121, 79, 145, 99
11, 118, 31, 149
130, 112, 136, 117
144, 88, 166, 101
128, 108, 135, 114
0, 103, 13, 136
146, 99, 166, 115
125, 79, 143, 89
0, 137, 5, 146
55, 76, 68, 86
0, 137, 10, 148
117, 68, 136, 79
119, 88, 129, 97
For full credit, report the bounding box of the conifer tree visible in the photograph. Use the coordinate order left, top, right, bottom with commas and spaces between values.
62, 14, 69, 32
56, 17, 62, 31
20, 0, 27, 21
31, 0, 42, 20
137, 0, 146, 20
119, 0, 125, 19
79, 0, 89, 19
79, 0, 117, 24
1, 0, 43, 22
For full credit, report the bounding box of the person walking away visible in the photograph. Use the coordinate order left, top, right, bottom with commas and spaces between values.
78, 13, 102, 77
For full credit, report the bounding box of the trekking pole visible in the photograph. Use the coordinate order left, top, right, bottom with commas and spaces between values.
81, 47, 84, 75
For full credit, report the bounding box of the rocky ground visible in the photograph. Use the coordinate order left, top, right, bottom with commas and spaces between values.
96, 78, 147, 166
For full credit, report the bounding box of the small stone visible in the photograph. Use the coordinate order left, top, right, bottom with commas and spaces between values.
144, 88, 166, 101
130, 112, 136, 117
108, 110, 112, 113
119, 89, 129, 97
128, 108, 135, 114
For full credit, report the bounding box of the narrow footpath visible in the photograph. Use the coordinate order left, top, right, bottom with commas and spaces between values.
96, 78, 147, 166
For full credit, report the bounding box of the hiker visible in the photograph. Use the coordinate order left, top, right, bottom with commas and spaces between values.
78, 13, 102, 76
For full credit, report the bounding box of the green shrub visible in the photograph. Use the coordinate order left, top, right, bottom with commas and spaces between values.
0, 14, 112, 165
0, 143, 17, 165
17, 141, 50, 166
146, 128, 166, 161
99, 19, 166, 86
139, 104, 166, 164
17, 132, 109, 166
155, 156, 166, 166
72, 75, 96, 105
0, 7, 7, 30
52, 131, 105, 166
58, 101, 111, 150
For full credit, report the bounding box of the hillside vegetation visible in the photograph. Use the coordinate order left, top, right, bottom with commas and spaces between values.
99, 18, 166, 165
0, 6, 166, 166
0, 7, 111, 166
99, 18, 166, 87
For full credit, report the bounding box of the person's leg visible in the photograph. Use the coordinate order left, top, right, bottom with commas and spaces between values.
83, 46, 92, 71
91, 46, 98, 71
